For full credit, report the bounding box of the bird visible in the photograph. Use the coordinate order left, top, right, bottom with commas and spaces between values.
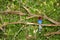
38, 16, 42, 33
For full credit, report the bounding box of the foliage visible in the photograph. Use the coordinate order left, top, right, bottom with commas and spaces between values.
0, 0, 60, 40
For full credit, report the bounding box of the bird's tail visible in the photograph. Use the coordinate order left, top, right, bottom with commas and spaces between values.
38, 25, 42, 33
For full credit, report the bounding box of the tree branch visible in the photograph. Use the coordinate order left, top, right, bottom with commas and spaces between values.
22, 6, 35, 16
0, 21, 60, 30
43, 13, 60, 25
0, 11, 26, 16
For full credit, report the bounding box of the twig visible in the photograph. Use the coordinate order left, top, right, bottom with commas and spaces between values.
26, 15, 40, 19
0, 11, 26, 16
44, 31, 60, 36
22, 6, 34, 15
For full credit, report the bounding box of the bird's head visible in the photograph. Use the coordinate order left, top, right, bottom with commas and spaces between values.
38, 16, 42, 20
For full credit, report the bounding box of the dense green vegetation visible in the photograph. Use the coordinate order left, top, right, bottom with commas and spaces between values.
0, 0, 60, 40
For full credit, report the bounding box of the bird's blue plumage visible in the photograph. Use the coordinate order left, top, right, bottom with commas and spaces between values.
38, 20, 42, 24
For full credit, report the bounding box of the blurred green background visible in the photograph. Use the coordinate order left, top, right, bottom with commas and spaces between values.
0, 0, 60, 40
